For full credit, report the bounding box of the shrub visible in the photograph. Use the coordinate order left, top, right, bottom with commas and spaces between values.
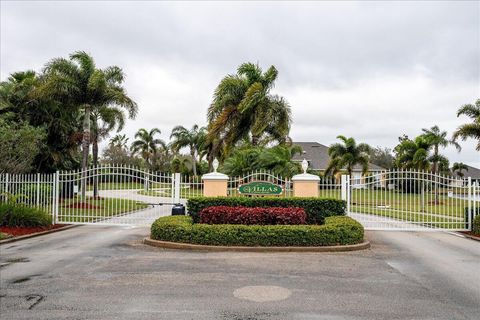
188, 197, 346, 224
0, 203, 52, 227
151, 215, 363, 246
473, 214, 480, 235
200, 206, 307, 225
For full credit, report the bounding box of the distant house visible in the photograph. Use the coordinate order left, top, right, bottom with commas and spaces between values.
452, 164, 480, 184
292, 142, 385, 184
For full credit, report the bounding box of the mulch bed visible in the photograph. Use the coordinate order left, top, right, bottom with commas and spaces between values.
459, 231, 480, 238
0, 224, 67, 237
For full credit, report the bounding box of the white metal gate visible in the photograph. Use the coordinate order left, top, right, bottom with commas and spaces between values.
343, 170, 478, 231
55, 165, 179, 226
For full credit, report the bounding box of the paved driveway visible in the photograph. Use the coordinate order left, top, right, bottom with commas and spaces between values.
1, 227, 479, 320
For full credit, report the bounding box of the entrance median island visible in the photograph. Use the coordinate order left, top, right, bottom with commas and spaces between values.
146, 197, 369, 251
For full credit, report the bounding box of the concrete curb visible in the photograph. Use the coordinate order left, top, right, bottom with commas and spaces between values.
460, 232, 480, 242
143, 237, 370, 252
0, 225, 78, 245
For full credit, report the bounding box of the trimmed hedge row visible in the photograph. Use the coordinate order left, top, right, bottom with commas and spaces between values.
0, 203, 52, 227
150, 215, 364, 247
200, 206, 306, 225
187, 197, 346, 224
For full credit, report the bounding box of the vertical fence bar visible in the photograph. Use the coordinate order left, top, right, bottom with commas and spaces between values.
467, 177, 472, 231
174, 173, 181, 203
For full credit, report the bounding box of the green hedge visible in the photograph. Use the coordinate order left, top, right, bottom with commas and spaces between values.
0, 203, 52, 227
150, 215, 363, 246
187, 197, 346, 224
473, 214, 480, 235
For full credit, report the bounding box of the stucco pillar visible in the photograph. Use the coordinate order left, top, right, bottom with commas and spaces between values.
292, 159, 320, 197
201, 159, 228, 197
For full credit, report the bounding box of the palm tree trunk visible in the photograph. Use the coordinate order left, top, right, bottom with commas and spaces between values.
92, 131, 99, 198
191, 150, 197, 176
81, 106, 91, 198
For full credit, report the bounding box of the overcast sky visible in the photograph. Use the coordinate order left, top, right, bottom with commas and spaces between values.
1, 1, 479, 167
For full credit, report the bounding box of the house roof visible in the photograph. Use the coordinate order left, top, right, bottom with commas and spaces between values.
292, 142, 385, 172
454, 164, 480, 180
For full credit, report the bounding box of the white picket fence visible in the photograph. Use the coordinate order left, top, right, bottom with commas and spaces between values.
0, 166, 478, 230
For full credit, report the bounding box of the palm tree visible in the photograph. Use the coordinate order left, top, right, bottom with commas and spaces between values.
421, 125, 460, 174
452, 162, 468, 178
453, 99, 480, 150
394, 136, 432, 171
207, 62, 292, 160
325, 136, 372, 176
42, 51, 137, 177
169, 124, 207, 175
131, 128, 166, 168
109, 134, 129, 149
257, 145, 302, 177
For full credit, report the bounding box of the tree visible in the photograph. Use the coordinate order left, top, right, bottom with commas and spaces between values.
453, 99, 480, 150
325, 136, 372, 176
394, 136, 432, 171
452, 162, 468, 178
0, 71, 81, 172
109, 134, 129, 149
0, 119, 46, 174
131, 128, 166, 168
207, 62, 292, 164
420, 125, 460, 174
222, 145, 301, 177
42, 51, 137, 176
369, 146, 395, 169
170, 124, 207, 176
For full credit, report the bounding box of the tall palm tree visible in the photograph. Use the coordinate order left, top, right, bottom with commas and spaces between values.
453, 99, 480, 150
109, 134, 129, 149
131, 128, 166, 168
421, 125, 460, 174
169, 124, 207, 175
452, 162, 468, 178
42, 51, 137, 177
325, 136, 372, 176
207, 62, 292, 161
394, 136, 432, 171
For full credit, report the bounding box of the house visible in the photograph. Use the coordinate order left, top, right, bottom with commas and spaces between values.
292, 142, 385, 185
452, 164, 480, 185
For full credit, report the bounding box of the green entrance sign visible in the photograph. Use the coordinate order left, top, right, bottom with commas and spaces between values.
238, 181, 283, 195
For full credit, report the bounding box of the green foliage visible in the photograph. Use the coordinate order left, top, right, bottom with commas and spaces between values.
187, 197, 346, 224
131, 128, 166, 168
207, 62, 292, 163
473, 214, 480, 235
0, 203, 52, 227
0, 119, 46, 173
453, 99, 480, 151
325, 135, 372, 176
150, 215, 364, 246
170, 124, 207, 176
369, 146, 394, 169
222, 145, 302, 177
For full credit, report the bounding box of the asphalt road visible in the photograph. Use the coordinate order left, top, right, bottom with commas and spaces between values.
1, 227, 479, 320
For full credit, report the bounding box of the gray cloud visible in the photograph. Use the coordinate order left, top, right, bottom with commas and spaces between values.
1, 1, 479, 167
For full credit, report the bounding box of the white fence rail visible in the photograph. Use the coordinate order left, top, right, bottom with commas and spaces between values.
1, 167, 478, 230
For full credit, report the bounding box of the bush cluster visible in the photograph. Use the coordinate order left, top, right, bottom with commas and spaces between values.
200, 206, 306, 225
0, 203, 52, 227
151, 215, 363, 247
473, 214, 480, 235
187, 197, 346, 224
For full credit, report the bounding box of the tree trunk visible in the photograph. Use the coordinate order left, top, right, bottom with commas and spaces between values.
81, 106, 91, 198
191, 149, 197, 176
92, 131, 99, 198
252, 135, 259, 146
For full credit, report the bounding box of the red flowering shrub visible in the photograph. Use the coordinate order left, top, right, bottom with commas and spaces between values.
199, 206, 307, 225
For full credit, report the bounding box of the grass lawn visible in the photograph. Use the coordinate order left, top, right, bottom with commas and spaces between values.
349, 189, 470, 228
86, 182, 171, 191
138, 187, 203, 198
57, 197, 148, 223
